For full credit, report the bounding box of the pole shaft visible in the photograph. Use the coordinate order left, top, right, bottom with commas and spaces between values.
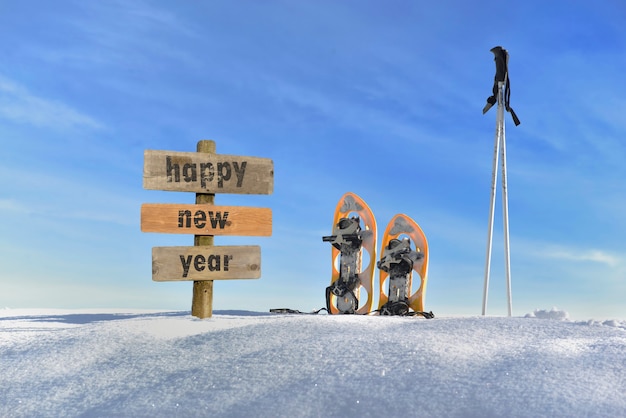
482, 81, 511, 316
191, 140, 216, 319
499, 89, 513, 317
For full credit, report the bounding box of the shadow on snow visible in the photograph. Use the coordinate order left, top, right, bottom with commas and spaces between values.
0, 310, 271, 325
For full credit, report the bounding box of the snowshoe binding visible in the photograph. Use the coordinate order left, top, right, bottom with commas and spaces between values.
323, 193, 377, 314
378, 214, 431, 316
378, 237, 423, 315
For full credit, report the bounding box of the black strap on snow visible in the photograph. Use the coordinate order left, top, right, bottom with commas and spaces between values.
483, 46, 520, 126
270, 306, 434, 318
269, 307, 328, 315
412, 310, 435, 319
378, 302, 435, 319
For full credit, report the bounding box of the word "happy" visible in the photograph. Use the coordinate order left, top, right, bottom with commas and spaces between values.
166, 156, 246, 189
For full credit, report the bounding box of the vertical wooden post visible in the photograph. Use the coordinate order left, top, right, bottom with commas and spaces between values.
192, 139, 216, 318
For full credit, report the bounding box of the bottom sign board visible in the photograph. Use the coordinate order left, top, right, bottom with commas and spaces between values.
152, 245, 261, 281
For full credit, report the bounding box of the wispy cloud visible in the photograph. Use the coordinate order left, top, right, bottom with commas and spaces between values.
37, 1, 200, 72
0, 198, 28, 213
534, 245, 621, 267
0, 163, 139, 227
0, 75, 103, 130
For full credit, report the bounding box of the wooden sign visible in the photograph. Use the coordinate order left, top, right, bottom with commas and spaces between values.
152, 245, 261, 281
141, 204, 272, 236
143, 150, 273, 194
143, 140, 272, 318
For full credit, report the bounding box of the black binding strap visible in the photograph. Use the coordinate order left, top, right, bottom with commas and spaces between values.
377, 303, 435, 318
269, 308, 328, 315
269, 306, 435, 318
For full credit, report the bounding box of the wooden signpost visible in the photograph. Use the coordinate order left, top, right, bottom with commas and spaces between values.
141, 140, 273, 318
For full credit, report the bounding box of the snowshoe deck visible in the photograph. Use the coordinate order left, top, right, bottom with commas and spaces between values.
323, 192, 377, 314
377, 214, 429, 314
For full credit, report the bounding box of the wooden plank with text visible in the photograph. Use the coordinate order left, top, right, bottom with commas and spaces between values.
152, 245, 261, 281
143, 150, 274, 194
141, 204, 272, 236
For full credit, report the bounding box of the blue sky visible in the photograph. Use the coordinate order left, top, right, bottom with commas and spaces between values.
1, 0, 625, 319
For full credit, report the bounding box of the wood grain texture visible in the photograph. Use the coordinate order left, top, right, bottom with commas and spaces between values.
141, 204, 272, 236
192, 140, 216, 318
152, 246, 261, 281
143, 149, 273, 194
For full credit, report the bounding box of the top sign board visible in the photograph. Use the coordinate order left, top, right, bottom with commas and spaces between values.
143, 150, 274, 194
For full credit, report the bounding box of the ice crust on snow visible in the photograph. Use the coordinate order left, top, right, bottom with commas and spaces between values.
1, 309, 625, 417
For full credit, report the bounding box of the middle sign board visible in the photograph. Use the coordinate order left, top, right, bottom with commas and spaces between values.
141, 204, 272, 236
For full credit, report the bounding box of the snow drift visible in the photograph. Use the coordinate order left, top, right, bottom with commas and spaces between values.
1, 308, 625, 417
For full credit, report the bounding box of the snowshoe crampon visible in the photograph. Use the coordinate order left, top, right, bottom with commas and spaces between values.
322, 192, 376, 314
378, 214, 429, 315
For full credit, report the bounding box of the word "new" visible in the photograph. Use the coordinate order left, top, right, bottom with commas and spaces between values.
178, 210, 229, 229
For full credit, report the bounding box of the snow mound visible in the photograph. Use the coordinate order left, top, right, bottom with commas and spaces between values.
1, 310, 625, 417
525, 307, 570, 320
583, 318, 626, 330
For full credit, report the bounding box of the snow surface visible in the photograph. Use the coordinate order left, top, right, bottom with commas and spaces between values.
1, 308, 625, 418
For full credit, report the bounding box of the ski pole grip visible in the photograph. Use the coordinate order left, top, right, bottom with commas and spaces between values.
490, 46, 507, 82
